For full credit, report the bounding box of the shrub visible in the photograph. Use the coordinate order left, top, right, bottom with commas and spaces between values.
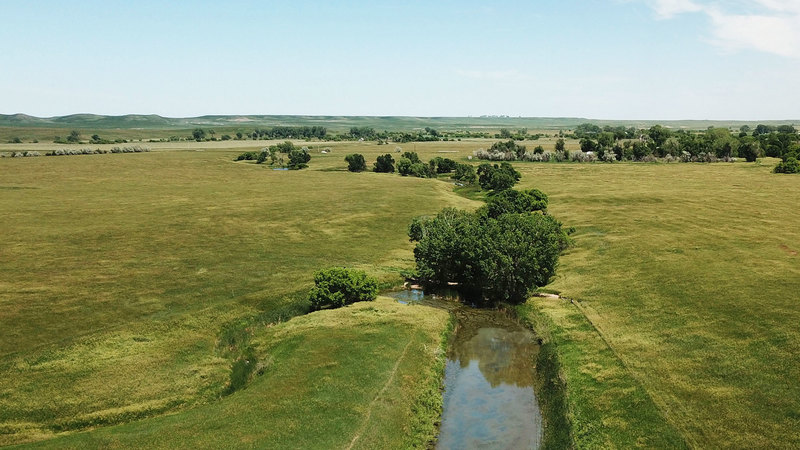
374, 153, 395, 173
477, 162, 521, 191
344, 153, 367, 172
308, 267, 378, 310
483, 189, 548, 218
288, 148, 311, 170
774, 157, 800, 174
452, 163, 477, 184
402, 151, 421, 164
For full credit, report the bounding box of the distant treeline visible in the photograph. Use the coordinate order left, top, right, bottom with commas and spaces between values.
476, 123, 799, 164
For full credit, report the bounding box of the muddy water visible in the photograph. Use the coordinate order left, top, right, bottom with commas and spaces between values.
389, 289, 542, 449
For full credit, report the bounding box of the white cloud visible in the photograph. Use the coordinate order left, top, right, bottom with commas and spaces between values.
643, 0, 800, 57
649, 0, 703, 18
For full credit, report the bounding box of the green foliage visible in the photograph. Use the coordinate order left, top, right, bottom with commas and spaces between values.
490, 139, 527, 158
737, 142, 759, 162
452, 163, 477, 184
287, 148, 311, 170
409, 207, 568, 305
555, 138, 566, 152
191, 128, 206, 141
308, 267, 378, 310
477, 162, 521, 191
483, 189, 548, 218
344, 153, 367, 172
402, 151, 421, 164
373, 153, 395, 173
67, 130, 81, 143
271, 141, 296, 153
431, 157, 457, 173
349, 126, 376, 139
774, 157, 799, 173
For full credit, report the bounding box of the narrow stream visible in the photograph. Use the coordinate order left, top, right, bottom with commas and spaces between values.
390, 289, 543, 449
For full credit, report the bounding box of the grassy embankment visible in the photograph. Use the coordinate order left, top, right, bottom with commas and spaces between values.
0, 144, 473, 446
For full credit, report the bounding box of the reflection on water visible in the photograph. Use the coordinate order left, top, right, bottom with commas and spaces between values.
389, 289, 542, 449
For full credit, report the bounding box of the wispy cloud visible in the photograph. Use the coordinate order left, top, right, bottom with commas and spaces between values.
643, 0, 800, 57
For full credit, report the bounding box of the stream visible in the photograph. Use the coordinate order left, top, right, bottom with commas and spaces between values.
389, 289, 543, 449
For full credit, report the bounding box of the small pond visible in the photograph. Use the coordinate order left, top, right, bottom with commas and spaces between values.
389, 289, 543, 449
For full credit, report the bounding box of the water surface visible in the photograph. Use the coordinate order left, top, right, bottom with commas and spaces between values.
389, 289, 542, 449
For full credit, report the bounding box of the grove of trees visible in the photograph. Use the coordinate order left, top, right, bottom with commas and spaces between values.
409, 187, 568, 305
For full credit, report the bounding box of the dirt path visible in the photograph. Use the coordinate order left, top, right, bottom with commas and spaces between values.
345, 340, 413, 450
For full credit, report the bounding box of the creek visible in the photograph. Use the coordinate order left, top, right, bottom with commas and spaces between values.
389, 289, 543, 449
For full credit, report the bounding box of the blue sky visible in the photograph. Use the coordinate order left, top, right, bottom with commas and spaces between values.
1, 0, 798, 119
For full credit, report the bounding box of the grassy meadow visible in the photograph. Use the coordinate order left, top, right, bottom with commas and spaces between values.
0, 142, 473, 445
521, 162, 800, 448
2, 136, 799, 448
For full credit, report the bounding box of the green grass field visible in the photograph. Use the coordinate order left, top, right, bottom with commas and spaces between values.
0, 143, 472, 446
2, 138, 799, 448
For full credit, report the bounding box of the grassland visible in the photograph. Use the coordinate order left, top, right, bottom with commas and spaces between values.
0, 142, 473, 445
519, 162, 800, 448
2, 137, 799, 448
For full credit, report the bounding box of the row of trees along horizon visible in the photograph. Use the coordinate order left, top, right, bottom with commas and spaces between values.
8, 123, 797, 149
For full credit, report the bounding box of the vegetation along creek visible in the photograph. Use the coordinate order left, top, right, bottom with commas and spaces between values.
390, 288, 543, 449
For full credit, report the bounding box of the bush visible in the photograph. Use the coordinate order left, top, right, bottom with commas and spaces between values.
344, 153, 367, 172
374, 153, 395, 173
477, 162, 520, 191
308, 267, 378, 310
402, 151, 421, 164
483, 189, 548, 218
288, 148, 311, 170
452, 163, 477, 184
774, 157, 800, 174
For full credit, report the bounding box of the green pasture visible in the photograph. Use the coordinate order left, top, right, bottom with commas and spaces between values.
1, 138, 799, 448
520, 161, 800, 448
0, 145, 471, 445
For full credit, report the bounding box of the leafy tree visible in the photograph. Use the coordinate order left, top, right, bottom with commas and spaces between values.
555, 138, 565, 152
648, 125, 672, 155
402, 151, 421, 164
409, 207, 568, 305
287, 148, 310, 170
308, 267, 378, 310
500, 128, 513, 139
452, 163, 477, 184
580, 138, 598, 153
737, 142, 759, 162
67, 130, 81, 143
490, 139, 526, 158
192, 128, 206, 141
575, 123, 601, 138
272, 141, 296, 153
482, 189, 548, 218
774, 157, 799, 174
374, 153, 395, 173
345, 153, 367, 172
431, 157, 457, 173
397, 158, 413, 176
477, 162, 521, 191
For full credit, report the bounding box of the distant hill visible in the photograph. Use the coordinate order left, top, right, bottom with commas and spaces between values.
0, 113, 797, 132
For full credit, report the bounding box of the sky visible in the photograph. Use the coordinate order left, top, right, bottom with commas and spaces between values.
1, 0, 798, 120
